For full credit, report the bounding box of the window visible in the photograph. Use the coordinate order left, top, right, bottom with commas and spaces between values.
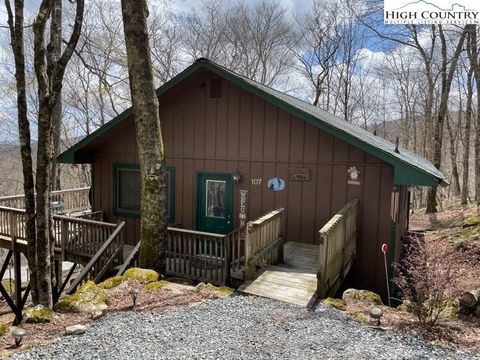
113, 164, 175, 223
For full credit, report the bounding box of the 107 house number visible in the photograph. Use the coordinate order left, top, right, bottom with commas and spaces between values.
251, 178, 262, 185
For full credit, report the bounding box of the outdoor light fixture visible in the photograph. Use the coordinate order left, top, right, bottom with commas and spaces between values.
129, 288, 140, 309
11, 327, 26, 347
231, 172, 242, 183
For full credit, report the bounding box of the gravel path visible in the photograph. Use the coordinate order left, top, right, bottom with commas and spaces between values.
11, 296, 480, 360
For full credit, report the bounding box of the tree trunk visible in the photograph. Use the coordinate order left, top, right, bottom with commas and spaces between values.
50, 0, 63, 192
121, 0, 167, 274
426, 25, 469, 213
446, 115, 461, 196
5, 0, 39, 304
462, 68, 474, 204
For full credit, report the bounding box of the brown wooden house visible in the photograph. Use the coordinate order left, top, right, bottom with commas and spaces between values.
58, 58, 446, 298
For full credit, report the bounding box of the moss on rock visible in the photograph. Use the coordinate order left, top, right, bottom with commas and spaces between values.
24, 305, 53, 323
55, 281, 108, 313
124, 268, 159, 284
98, 275, 126, 289
165, 277, 194, 286
342, 288, 383, 305
323, 297, 347, 311
397, 300, 413, 313
464, 214, 480, 227
145, 280, 170, 291
1, 279, 15, 293
0, 323, 8, 336
196, 283, 234, 298
350, 312, 369, 322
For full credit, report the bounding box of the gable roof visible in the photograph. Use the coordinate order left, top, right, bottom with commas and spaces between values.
58, 58, 446, 187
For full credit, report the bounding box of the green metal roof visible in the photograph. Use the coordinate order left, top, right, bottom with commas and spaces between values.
58, 58, 446, 187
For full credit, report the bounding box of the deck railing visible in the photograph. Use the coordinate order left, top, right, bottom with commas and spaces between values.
244, 208, 285, 280
0, 206, 121, 264
0, 187, 90, 214
317, 198, 358, 298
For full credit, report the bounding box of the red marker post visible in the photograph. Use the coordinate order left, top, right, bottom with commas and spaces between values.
381, 243, 391, 307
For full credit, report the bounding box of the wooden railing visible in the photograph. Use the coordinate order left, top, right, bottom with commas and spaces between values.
244, 208, 285, 280
66, 222, 126, 294
167, 227, 232, 285
0, 206, 121, 264
0, 187, 90, 214
52, 215, 118, 260
0, 206, 28, 241
317, 198, 358, 298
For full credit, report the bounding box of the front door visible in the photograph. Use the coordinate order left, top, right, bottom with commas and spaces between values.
197, 172, 233, 234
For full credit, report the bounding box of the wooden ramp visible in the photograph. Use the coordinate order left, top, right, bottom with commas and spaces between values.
238, 242, 318, 307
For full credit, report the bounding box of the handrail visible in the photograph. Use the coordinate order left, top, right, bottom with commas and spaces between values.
317, 198, 358, 298
116, 240, 142, 276
167, 226, 225, 238
65, 221, 126, 294
244, 208, 285, 280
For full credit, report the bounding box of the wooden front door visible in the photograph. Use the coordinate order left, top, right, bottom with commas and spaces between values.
197, 172, 233, 234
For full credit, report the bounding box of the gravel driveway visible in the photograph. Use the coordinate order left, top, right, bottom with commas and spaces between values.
11, 296, 479, 360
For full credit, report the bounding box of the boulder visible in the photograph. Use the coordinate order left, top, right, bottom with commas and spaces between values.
55, 281, 108, 313
24, 305, 53, 323
397, 300, 413, 313
65, 324, 87, 336
124, 268, 159, 284
342, 288, 383, 305
90, 308, 107, 320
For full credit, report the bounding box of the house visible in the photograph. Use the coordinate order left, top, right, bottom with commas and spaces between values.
58, 58, 446, 299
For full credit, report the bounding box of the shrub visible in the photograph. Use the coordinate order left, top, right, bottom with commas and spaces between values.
394, 236, 460, 326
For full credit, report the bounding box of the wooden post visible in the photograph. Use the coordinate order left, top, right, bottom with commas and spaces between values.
244, 223, 254, 280
61, 218, 67, 261
278, 213, 284, 264
317, 232, 329, 299
12, 246, 22, 324
224, 235, 231, 287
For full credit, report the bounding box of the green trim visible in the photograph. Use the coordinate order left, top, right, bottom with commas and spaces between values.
58, 58, 443, 187
112, 163, 175, 223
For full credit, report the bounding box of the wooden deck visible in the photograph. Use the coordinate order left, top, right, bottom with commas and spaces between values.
238, 241, 319, 307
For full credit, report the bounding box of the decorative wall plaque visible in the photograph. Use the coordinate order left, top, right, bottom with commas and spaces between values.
239, 190, 248, 226
347, 166, 361, 185
267, 177, 286, 192
289, 168, 310, 181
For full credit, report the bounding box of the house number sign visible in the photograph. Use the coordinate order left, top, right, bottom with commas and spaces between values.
251, 178, 262, 185
239, 190, 248, 226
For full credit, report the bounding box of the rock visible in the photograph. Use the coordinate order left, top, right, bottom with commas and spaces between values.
124, 268, 159, 284
473, 233, 480, 241
24, 305, 53, 323
65, 324, 87, 336
322, 297, 347, 311
370, 307, 383, 319
90, 308, 106, 320
342, 289, 383, 305
54, 281, 108, 313
195, 282, 206, 290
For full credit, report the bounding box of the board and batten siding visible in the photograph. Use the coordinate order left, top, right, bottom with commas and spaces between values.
91, 68, 395, 296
